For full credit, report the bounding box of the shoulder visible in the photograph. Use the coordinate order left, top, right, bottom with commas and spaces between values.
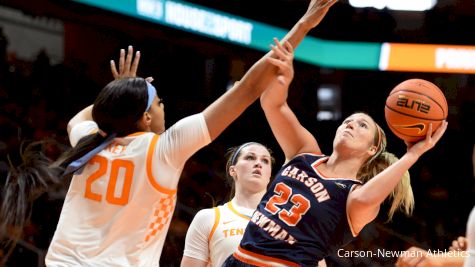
158, 113, 211, 154
167, 113, 208, 134
195, 207, 217, 217
191, 207, 218, 225
187, 207, 220, 238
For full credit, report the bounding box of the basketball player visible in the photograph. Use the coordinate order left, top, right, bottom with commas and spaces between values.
180, 142, 274, 267
181, 44, 327, 267
222, 26, 448, 267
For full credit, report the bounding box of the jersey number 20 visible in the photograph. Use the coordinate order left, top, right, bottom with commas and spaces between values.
84, 155, 135, 206
264, 182, 310, 226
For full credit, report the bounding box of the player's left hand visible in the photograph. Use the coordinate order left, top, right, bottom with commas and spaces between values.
405, 121, 448, 158
267, 38, 294, 87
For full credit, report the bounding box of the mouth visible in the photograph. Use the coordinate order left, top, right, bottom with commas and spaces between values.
252, 170, 261, 176
343, 130, 353, 138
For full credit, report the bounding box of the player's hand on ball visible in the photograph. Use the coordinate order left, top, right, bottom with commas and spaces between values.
406, 121, 448, 158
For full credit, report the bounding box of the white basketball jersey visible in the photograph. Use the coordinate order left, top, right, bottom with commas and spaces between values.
46, 114, 210, 267
209, 202, 253, 266
183, 201, 253, 267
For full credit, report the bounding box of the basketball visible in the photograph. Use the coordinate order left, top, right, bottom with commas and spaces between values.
384, 79, 448, 142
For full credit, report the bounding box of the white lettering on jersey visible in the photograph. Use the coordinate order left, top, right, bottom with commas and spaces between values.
281, 166, 330, 202
251, 210, 297, 245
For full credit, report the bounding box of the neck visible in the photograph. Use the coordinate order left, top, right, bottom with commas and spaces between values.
232, 190, 266, 209
322, 152, 365, 179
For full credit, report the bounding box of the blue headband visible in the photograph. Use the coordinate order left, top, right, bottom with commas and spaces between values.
230, 142, 259, 165
65, 81, 157, 175
146, 81, 156, 111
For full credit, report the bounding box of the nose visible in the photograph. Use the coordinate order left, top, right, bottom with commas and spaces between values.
345, 121, 355, 129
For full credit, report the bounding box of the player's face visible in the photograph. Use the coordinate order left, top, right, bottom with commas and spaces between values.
149, 96, 165, 134
333, 113, 378, 158
232, 144, 272, 194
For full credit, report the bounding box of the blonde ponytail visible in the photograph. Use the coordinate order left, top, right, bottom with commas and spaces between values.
357, 124, 414, 221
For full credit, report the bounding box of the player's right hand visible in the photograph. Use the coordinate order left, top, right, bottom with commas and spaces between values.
301, 0, 338, 29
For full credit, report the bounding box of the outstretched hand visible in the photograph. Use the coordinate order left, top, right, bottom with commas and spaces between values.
110, 45, 153, 82
110, 45, 141, 79
301, 0, 338, 29
267, 38, 294, 86
260, 38, 294, 107
405, 121, 448, 158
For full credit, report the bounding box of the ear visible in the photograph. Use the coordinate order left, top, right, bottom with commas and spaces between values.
138, 111, 152, 130
145, 111, 152, 124
228, 166, 237, 179
368, 145, 377, 157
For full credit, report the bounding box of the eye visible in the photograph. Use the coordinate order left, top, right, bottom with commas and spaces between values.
359, 122, 368, 128
261, 158, 270, 164
343, 119, 350, 124
158, 98, 164, 106
245, 155, 255, 160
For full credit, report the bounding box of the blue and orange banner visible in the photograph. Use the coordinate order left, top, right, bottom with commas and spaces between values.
73, 0, 475, 74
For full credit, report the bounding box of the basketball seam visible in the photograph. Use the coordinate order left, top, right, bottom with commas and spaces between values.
388, 89, 447, 118
385, 105, 446, 121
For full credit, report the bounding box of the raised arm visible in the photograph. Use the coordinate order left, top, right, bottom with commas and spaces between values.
260, 39, 321, 161
203, 0, 338, 140
347, 122, 448, 234
253, 0, 338, 159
